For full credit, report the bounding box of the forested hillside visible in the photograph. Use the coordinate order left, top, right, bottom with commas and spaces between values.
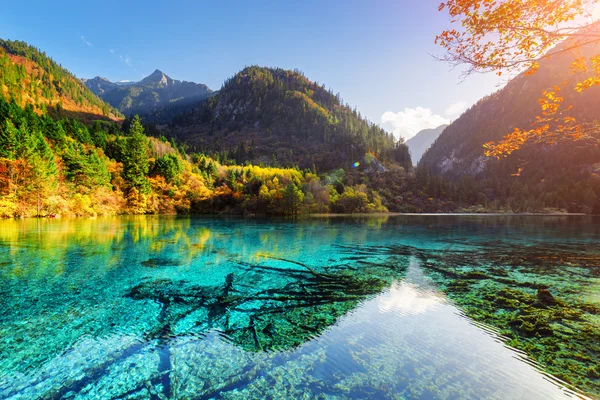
419, 38, 600, 213
0, 95, 402, 217
0, 39, 122, 122
148, 66, 412, 172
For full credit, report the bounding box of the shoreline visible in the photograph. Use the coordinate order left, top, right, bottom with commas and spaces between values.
0, 211, 592, 222
308, 212, 589, 217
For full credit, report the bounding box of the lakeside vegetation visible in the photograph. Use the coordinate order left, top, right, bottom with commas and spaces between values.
0, 97, 394, 218
1, 93, 597, 218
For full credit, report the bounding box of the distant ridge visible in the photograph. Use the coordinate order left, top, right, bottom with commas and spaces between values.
83, 70, 213, 116
406, 125, 448, 165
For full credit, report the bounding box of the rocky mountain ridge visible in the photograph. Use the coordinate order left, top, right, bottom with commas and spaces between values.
83, 69, 213, 116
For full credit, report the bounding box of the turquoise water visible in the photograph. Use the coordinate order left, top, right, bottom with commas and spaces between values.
0, 215, 599, 399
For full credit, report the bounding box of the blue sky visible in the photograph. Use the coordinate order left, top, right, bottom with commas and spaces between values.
1, 0, 503, 139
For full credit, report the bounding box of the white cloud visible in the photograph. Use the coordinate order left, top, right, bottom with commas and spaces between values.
378, 282, 441, 316
110, 48, 136, 72
80, 36, 92, 47
445, 101, 468, 119
378, 258, 444, 316
381, 107, 449, 140
117, 53, 133, 67
593, 4, 600, 20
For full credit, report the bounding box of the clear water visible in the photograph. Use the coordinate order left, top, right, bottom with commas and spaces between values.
0, 215, 599, 399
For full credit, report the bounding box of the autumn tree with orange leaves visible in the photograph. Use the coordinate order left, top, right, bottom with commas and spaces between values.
436, 0, 600, 159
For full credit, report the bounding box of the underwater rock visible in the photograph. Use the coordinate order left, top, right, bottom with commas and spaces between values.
140, 258, 185, 268
509, 315, 554, 338
536, 288, 557, 307
462, 271, 489, 280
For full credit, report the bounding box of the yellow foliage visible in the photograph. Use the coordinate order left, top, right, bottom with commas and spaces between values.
224, 164, 303, 187
126, 188, 148, 215
0, 194, 17, 218
69, 193, 96, 217
44, 195, 68, 216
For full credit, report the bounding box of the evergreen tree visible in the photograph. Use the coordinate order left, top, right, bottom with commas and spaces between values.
208, 160, 218, 179
122, 115, 150, 193
24, 128, 58, 215
227, 169, 237, 189
0, 119, 19, 159
154, 153, 183, 184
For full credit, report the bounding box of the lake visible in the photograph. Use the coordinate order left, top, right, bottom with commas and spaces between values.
0, 215, 599, 399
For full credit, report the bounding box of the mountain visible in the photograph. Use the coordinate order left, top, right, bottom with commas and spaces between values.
419, 36, 600, 213
149, 66, 411, 172
0, 39, 122, 121
84, 70, 213, 116
406, 125, 447, 165
82, 76, 118, 96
